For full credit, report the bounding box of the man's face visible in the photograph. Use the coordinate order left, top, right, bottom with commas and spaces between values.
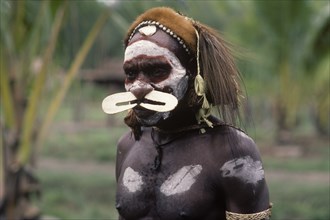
123, 38, 189, 126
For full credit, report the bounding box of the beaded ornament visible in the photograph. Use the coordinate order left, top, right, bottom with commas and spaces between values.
127, 20, 191, 55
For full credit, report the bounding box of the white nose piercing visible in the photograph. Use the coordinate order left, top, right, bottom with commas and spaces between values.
102, 92, 137, 114
102, 90, 178, 114
139, 90, 178, 112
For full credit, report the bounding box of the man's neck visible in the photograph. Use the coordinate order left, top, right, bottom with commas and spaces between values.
155, 109, 198, 132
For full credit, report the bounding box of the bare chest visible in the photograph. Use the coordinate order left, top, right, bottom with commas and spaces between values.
115, 138, 224, 219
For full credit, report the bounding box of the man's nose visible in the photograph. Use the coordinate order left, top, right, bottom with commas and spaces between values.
129, 81, 153, 100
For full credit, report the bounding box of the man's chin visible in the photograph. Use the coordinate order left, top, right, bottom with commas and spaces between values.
134, 108, 155, 118
134, 109, 169, 126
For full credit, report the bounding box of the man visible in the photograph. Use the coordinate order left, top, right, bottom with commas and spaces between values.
102, 7, 271, 220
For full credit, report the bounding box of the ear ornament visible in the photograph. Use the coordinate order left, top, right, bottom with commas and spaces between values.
194, 29, 213, 130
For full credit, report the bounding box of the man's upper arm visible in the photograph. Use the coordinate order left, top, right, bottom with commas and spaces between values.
220, 131, 271, 218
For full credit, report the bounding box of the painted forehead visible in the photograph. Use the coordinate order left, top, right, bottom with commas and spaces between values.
127, 26, 191, 66
124, 40, 183, 70
127, 22, 191, 55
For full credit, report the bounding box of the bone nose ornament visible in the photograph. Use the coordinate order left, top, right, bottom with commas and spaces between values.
140, 90, 178, 112
102, 90, 178, 114
102, 92, 137, 114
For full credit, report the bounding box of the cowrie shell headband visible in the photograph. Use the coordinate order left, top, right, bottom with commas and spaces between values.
102, 90, 178, 114
128, 21, 190, 55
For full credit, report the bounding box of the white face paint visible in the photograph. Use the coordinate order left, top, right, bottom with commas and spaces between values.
124, 40, 188, 100
220, 156, 264, 185
122, 167, 144, 193
160, 165, 202, 196
124, 40, 189, 126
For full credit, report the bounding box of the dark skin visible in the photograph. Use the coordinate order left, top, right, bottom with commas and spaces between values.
115, 29, 270, 220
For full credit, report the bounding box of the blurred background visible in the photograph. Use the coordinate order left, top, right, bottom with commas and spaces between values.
0, 0, 329, 219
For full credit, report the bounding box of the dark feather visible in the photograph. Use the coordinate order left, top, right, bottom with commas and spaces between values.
194, 23, 242, 126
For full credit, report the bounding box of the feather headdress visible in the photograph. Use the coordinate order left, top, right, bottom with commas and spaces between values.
124, 7, 241, 134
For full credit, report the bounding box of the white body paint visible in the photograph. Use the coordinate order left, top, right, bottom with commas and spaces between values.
122, 167, 144, 193
160, 165, 202, 196
220, 156, 264, 185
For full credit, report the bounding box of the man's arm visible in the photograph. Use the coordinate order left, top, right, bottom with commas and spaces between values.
220, 131, 271, 219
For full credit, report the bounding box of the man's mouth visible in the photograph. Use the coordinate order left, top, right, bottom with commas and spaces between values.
131, 98, 165, 106
102, 90, 178, 114
133, 106, 155, 118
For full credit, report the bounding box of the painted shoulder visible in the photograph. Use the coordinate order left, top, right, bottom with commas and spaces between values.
215, 126, 269, 211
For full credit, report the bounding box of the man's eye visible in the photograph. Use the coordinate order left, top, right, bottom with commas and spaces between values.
150, 68, 168, 77
125, 71, 137, 79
